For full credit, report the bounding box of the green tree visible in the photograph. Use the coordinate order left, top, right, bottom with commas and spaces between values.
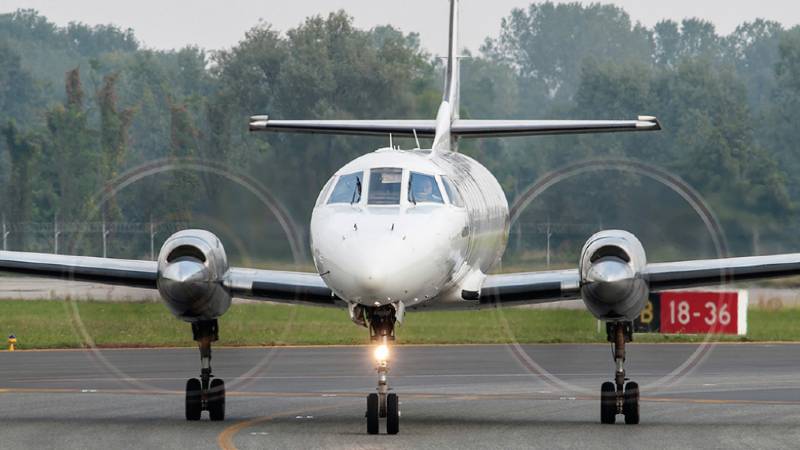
574, 58, 791, 254
484, 2, 652, 104
652, 19, 723, 68
43, 67, 101, 228
0, 43, 40, 125
723, 20, 784, 110
164, 102, 200, 222
211, 12, 437, 225
97, 72, 135, 220
2, 122, 38, 248
765, 27, 800, 201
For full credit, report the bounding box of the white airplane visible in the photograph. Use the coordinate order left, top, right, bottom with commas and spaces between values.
2, 0, 800, 435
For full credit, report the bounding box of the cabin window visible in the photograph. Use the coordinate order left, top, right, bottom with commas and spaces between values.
441, 175, 465, 207
327, 171, 363, 204
368, 168, 403, 205
409, 172, 444, 204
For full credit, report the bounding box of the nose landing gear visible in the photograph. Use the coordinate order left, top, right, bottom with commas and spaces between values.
600, 321, 639, 425
365, 306, 400, 435
185, 320, 225, 421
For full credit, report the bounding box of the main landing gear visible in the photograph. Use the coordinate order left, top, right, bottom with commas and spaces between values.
600, 321, 639, 425
185, 319, 225, 421
365, 306, 400, 435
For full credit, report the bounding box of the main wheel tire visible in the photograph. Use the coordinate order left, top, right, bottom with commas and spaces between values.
600, 381, 616, 424
366, 393, 379, 435
185, 378, 202, 421
386, 393, 399, 435
208, 378, 226, 421
623, 381, 640, 425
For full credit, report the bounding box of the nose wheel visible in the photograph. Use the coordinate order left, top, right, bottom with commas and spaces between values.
385, 393, 399, 434
365, 354, 400, 435
365, 306, 400, 435
600, 321, 639, 424
185, 320, 226, 421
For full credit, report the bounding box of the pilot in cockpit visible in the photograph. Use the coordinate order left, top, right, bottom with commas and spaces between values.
410, 173, 444, 204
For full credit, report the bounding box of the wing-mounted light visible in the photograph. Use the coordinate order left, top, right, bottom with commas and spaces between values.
579, 230, 649, 321
157, 230, 232, 322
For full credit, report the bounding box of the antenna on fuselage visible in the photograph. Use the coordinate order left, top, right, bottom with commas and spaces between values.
389, 133, 393, 149
413, 129, 421, 149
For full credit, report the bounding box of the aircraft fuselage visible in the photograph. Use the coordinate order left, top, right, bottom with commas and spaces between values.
310, 147, 509, 309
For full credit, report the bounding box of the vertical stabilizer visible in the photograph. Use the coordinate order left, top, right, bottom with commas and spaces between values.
444, 0, 460, 118
432, 0, 460, 152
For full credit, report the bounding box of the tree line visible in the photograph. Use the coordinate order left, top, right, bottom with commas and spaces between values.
1, 4, 799, 268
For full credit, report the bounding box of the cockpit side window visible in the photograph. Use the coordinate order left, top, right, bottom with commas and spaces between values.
368, 168, 403, 205
316, 176, 336, 206
327, 171, 363, 204
409, 172, 444, 204
440, 175, 464, 207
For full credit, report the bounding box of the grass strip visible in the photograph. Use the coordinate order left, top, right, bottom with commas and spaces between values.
0, 300, 798, 349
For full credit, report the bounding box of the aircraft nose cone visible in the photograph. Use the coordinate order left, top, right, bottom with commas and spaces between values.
350, 250, 396, 301
362, 267, 386, 294
331, 240, 413, 305
313, 212, 457, 305
584, 258, 635, 303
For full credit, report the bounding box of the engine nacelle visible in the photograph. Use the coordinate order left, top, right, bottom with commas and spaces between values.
157, 230, 232, 322
579, 230, 648, 321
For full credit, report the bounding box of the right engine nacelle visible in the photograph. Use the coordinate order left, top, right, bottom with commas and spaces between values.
579, 230, 649, 321
157, 230, 232, 322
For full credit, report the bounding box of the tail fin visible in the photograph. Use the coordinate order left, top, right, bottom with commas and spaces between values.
432, 0, 461, 152
444, 0, 460, 119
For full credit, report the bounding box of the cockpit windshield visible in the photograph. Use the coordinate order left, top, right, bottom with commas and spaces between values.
368, 168, 402, 205
327, 171, 363, 204
409, 172, 444, 204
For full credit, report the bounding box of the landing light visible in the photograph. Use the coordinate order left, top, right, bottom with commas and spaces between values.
374, 344, 390, 361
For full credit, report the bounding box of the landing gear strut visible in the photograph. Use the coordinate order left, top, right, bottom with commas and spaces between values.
365, 306, 399, 435
185, 319, 225, 421
600, 321, 639, 425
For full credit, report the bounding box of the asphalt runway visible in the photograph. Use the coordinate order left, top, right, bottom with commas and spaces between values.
1, 343, 800, 449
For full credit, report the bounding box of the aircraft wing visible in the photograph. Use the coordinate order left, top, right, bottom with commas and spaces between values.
224, 267, 343, 307
0, 251, 158, 288
481, 253, 800, 306
0, 250, 341, 307
481, 269, 581, 306
643, 254, 800, 291
6, 250, 798, 309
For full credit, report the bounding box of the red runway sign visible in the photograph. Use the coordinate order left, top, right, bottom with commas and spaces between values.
634, 290, 748, 335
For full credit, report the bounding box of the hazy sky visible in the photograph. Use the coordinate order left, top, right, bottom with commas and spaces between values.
2, 0, 799, 54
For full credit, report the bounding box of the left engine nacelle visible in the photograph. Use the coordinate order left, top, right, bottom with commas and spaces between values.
579, 230, 648, 321
157, 230, 232, 322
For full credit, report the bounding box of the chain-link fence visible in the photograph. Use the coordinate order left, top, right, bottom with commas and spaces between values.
1, 215, 190, 260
